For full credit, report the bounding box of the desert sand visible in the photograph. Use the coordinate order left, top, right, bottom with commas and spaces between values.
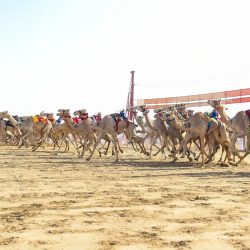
0, 146, 249, 250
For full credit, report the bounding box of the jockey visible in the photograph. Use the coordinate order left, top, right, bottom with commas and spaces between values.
205, 108, 221, 134
56, 117, 62, 125
209, 109, 220, 120
119, 109, 128, 121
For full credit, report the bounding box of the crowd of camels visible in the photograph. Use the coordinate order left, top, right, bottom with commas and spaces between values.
0, 99, 249, 166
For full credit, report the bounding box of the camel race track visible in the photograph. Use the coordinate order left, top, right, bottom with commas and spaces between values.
0, 145, 249, 250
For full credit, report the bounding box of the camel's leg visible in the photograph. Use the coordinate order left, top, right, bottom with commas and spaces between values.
130, 140, 137, 152
218, 146, 224, 163
157, 135, 168, 160
153, 143, 165, 156
180, 133, 195, 158
104, 139, 111, 155
80, 138, 88, 158
67, 134, 80, 156
168, 136, 178, 162
86, 132, 103, 161
235, 151, 249, 165
148, 134, 155, 159
142, 134, 150, 156
18, 131, 30, 148
186, 145, 196, 160
64, 139, 69, 152
32, 132, 48, 152
199, 135, 206, 166
110, 132, 119, 162
117, 138, 123, 153
57, 135, 67, 153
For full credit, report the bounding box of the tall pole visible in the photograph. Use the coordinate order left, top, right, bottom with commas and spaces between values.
129, 70, 135, 121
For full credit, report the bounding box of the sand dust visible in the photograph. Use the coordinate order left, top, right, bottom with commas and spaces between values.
0, 146, 249, 250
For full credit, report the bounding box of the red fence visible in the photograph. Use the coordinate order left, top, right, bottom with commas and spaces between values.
137, 88, 250, 109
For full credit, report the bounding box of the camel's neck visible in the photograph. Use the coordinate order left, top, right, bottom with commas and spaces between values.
135, 117, 146, 133
6, 114, 22, 136
6, 114, 18, 127
154, 116, 166, 132
144, 114, 156, 131
171, 117, 186, 131
217, 107, 231, 125
64, 118, 76, 130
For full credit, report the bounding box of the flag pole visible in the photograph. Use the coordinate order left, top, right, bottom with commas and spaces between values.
128, 71, 135, 121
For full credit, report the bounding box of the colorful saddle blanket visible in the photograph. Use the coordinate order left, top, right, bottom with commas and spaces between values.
33, 115, 48, 124
72, 117, 79, 124
111, 114, 121, 132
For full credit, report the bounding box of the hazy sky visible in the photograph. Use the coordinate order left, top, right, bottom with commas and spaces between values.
0, 0, 249, 116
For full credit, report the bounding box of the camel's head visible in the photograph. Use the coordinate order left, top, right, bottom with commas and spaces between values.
58, 109, 70, 114
175, 103, 186, 111
154, 109, 165, 119
127, 107, 137, 114
73, 109, 86, 116
45, 113, 54, 119
135, 105, 149, 115
134, 105, 146, 112
154, 108, 164, 114
207, 99, 221, 108
57, 109, 70, 118
167, 105, 175, 111
187, 109, 194, 117
157, 110, 167, 121
127, 107, 133, 112
157, 110, 172, 121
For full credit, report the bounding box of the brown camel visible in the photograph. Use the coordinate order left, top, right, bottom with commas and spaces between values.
55, 109, 82, 156
19, 115, 53, 151
135, 105, 178, 161
0, 111, 22, 143
86, 113, 137, 162
179, 112, 233, 166
208, 99, 250, 163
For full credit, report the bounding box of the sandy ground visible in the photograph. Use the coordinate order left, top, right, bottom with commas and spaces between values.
0, 146, 249, 250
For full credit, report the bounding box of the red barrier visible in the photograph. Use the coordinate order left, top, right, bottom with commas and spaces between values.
137, 88, 250, 109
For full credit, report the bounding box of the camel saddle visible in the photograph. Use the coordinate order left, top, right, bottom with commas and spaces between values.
33, 115, 48, 124
111, 113, 130, 132
111, 114, 121, 132
72, 117, 79, 124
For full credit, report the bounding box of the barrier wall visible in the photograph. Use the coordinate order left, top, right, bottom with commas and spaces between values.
137, 88, 250, 109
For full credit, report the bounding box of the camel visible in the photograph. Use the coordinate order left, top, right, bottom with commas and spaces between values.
86, 113, 137, 162
72, 109, 100, 157
19, 115, 53, 151
74, 109, 128, 157
127, 107, 151, 155
41, 112, 69, 151
158, 110, 199, 161
54, 109, 83, 156
178, 112, 233, 166
133, 106, 165, 159
0, 111, 22, 144
208, 99, 250, 163
134, 105, 179, 160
